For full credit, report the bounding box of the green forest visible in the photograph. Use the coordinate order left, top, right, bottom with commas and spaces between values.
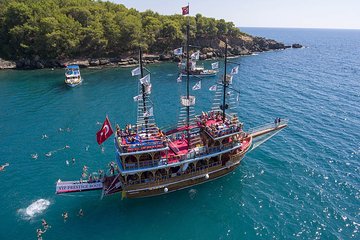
0, 0, 243, 60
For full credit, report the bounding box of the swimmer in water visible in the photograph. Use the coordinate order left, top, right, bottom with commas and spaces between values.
41, 219, 49, 230
72, 158, 75, 164
36, 228, 45, 240
78, 209, 84, 217
0, 163, 9, 171
31, 153, 38, 159
62, 212, 68, 222
66, 160, 69, 166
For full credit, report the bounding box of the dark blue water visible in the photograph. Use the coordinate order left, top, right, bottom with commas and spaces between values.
0, 28, 359, 239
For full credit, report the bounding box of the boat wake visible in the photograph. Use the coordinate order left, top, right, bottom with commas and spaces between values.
17, 199, 50, 220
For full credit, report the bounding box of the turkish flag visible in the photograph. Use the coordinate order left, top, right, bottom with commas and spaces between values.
96, 116, 114, 145
182, 5, 189, 15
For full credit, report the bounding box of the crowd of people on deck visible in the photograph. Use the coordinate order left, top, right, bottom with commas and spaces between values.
116, 124, 166, 152
78, 164, 114, 183
198, 111, 242, 137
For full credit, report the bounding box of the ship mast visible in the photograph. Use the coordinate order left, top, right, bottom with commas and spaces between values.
186, 18, 190, 145
222, 40, 228, 121
139, 47, 148, 136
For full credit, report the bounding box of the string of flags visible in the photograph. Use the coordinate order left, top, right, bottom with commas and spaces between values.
133, 94, 142, 102
173, 47, 183, 56
230, 66, 239, 75
191, 51, 200, 60
139, 74, 150, 85
209, 85, 217, 91
211, 62, 219, 69
143, 107, 154, 117
177, 74, 182, 82
226, 74, 233, 84
131, 67, 141, 76
192, 81, 201, 90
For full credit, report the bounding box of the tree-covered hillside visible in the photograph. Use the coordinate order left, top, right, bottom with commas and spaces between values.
0, 0, 243, 60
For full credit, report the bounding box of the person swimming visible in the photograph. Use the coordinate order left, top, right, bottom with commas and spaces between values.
0, 163, 9, 171
62, 212, 68, 222
36, 228, 46, 240
78, 209, 84, 217
41, 219, 50, 230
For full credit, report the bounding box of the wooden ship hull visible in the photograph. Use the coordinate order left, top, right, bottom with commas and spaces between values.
123, 152, 246, 199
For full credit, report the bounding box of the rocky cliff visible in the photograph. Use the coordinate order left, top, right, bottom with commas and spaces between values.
0, 34, 302, 70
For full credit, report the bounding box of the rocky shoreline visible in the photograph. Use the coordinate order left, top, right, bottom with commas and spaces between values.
0, 36, 302, 70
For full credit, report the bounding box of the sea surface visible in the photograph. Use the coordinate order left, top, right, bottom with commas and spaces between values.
0, 28, 359, 240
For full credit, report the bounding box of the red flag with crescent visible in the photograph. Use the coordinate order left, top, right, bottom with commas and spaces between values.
96, 116, 113, 145
182, 5, 189, 15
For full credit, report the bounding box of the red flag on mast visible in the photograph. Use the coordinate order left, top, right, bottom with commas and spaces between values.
182, 5, 189, 15
96, 116, 113, 145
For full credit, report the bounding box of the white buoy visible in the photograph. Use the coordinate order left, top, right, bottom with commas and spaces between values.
164, 187, 168, 193
205, 174, 209, 179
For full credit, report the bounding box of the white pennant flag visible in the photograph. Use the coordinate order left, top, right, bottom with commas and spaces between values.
173, 47, 183, 56
192, 81, 201, 90
230, 66, 239, 75
209, 85, 217, 91
211, 62, 219, 69
177, 74, 182, 83
144, 84, 152, 94
139, 74, 150, 85
131, 67, 141, 76
143, 107, 153, 117
191, 51, 200, 60
226, 74, 233, 84
133, 94, 142, 101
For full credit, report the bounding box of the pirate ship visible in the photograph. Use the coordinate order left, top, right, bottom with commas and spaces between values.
55, 6, 288, 199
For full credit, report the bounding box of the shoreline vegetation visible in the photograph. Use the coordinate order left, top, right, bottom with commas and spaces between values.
0, 0, 302, 70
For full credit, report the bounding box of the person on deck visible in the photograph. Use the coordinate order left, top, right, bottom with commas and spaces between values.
116, 124, 121, 136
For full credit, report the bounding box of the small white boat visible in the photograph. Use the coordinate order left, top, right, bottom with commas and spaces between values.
180, 60, 218, 78
64, 65, 82, 87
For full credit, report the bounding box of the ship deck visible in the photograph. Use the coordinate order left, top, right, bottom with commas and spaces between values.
162, 139, 189, 163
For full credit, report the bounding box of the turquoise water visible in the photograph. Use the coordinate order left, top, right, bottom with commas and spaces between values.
0, 28, 359, 239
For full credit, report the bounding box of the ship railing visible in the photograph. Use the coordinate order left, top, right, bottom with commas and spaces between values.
120, 140, 166, 153
204, 125, 241, 138
122, 142, 241, 171
124, 158, 168, 170
248, 118, 289, 134
126, 161, 223, 185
